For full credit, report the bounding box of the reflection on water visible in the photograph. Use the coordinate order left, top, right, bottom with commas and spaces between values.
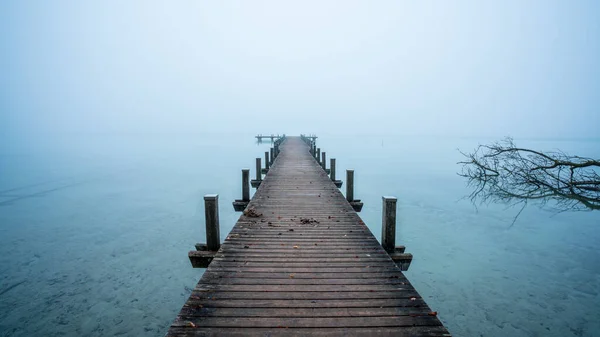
0, 134, 599, 336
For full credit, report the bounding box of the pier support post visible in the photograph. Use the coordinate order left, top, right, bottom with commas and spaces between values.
316, 148, 321, 164
346, 169, 354, 202
205, 195, 220, 251
381, 196, 413, 271
255, 158, 261, 180
242, 169, 250, 201
251, 158, 262, 188
232, 169, 251, 211
330, 158, 335, 180
270, 148, 274, 165
262, 151, 269, 174
189, 194, 220, 268
346, 169, 364, 212
330, 158, 343, 188
321, 152, 326, 170
381, 196, 397, 253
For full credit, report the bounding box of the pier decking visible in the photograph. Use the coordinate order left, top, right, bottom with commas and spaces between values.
168, 137, 450, 336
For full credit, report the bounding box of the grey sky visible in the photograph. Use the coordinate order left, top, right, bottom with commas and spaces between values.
2, 1, 599, 143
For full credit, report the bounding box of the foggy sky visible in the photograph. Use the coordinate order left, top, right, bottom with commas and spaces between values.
1, 1, 599, 144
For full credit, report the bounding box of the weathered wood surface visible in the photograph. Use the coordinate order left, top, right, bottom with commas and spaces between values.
168, 137, 450, 337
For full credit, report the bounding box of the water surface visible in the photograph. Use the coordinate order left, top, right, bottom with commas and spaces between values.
0, 134, 598, 336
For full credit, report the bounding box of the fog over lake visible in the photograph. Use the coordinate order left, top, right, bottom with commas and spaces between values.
1, 2, 599, 336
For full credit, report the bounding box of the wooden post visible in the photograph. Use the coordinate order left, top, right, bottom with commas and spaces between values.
255, 158, 261, 181
313, 144, 317, 157
330, 158, 336, 180
346, 169, 354, 202
330, 158, 343, 188
204, 194, 220, 251
316, 148, 321, 163
321, 152, 326, 170
270, 148, 274, 165
251, 158, 262, 188
265, 151, 270, 170
242, 169, 250, 201
381, 196, 397, 253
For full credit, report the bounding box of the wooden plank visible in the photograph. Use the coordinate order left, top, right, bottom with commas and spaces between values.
194, 284, 418, 292
183, 298, 429, 308
171, 316, 442, 328
215, 251, 390, 257
211, 257, 393, 262
188, 290, 421, 300
206, 267, 400, 273
201, 272, 407, 279
177, 306, 433, 317
208, 262, 395, 268
167, 326, 451, 337
201, 277, 411, 285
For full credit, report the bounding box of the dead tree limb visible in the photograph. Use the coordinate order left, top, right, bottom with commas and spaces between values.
458, 137, 600, 215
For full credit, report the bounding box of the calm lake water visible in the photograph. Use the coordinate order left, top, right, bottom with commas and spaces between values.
1, 133, 599, 337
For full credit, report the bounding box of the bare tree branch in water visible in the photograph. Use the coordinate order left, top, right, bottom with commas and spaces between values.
458, 138, 600, 220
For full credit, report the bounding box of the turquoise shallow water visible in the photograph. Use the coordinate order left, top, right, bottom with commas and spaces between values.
0, 134, 599, 337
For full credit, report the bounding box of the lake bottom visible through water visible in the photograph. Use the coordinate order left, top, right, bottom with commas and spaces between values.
0, 134, 599, 337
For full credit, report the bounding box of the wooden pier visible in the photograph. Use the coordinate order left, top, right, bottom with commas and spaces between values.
168, 136, 450, 336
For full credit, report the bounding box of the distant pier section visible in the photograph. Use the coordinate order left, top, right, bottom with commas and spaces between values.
255, 134, 287, 144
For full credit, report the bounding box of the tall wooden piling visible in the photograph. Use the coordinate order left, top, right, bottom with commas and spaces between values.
204, 194, 220, 251
346, 169, 354, 202
381, 196, 397, 253
270, 148, 274, 165
321, 152, 326, 170
242, 169, 250, 201
329, 158, 343, 188
316, 148, 321, 164
330, 158, 336, 180
251, 158, 262, 188
265, 151, 269, 171
255, 158, 261, 181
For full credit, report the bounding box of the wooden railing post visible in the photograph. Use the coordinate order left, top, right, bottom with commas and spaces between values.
265, 151, 270, 171
330, 158, 336, 180
330, 158, 343, 187
321, 152, 326, 170
252, 158, 262, 188
346, 169, 354, 202
255, 158, 261, 181
346, 169, 363, 211
242, 169, 250, 201
381, 196, 413, 271
381, 196, 397, 253
316, 148, 321, 164
204, 194, 220, 251
270, 147, 274, 165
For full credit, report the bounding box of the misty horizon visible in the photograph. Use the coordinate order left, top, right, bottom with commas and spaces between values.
2, 1, 600, 149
